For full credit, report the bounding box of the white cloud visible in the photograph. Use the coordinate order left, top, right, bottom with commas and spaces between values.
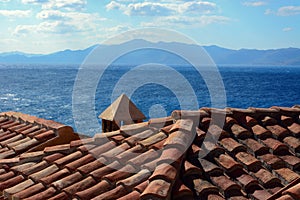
103, 25, 131, 33
264, 8, 273, 15
142, 15, 230, 28
21, 0, 48, 4
107, 1, 175, 16
106, 1, 125, 11
106, 1, 217, 16
243, 1, 267, 7
36, 10, 106, 22
283, 27, 292, 32
43, 0, 87, 11
22, 0, 87, 11
179, 1, 217, 14
0, 0, 11, 2
14, 10, 106, 36
277, 6, 300, 16
14, 21, 86, 35
0, 10, 31, 18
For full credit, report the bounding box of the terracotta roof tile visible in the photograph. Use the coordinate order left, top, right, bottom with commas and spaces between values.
54, 151, 83, 167
51, 171, 83, 191
192, 178, 219, 197
90, 161, 122, 181
120, 122, 149, 136
149, 163, 177, 182
10, 162, 36, 174
63, 176, 96, 195
266, 125, 290, 140
210, 175, 242, 197
101, 142, 131, 161
199, 158, 223, 176
70, 138, 95, 148
48, 191, 69, 200
202, 141, 225, 158
34, 129, 56, 141
242, 138, 269, 156
20, 125, 40, 135
0, 134, 24, 146
12, 183, 45, 200
77, 158, 106, 174
282, 182, 300, 199
236, 173, 259, 193
127, 149, 159, 169
140, 179, 171, 200
281, 115, 294, 127
251, 189, 272, 200
288, 123, 300, 136
171, 110, 209, 120
40, 168, 71, 185
44, 144, 72, 154
172, 180, 194, 200
236, 152, 262, 172
274, 168, 300, 184
92, 185, 128, 200
123, 128, 157, 146
182, 160, 203, 177
261, 116, 278, 126
283, 156, 300, 172
283, 136, 300, 154
103, 164, 136, 184
253, 168, 281, 187
26, 128, 47, 138
19, 151, 45, 163
219, 137, 247, 155
43, 153, 64, 163
0, 175, 25, 191
117, 190, 140, 200
148, 117, 173, 129
74, 180, 112, 200
22, 186, 57, 200
12, 138, 40, 153
29, 164, 60, 182
215, 153, 243, 173
138, 131, 167, 148
258, 154, 285, 170
3, 179, 35, 199
169, 119, 194, 133
117, 169, 151, 191
89, 141, 116, 158
65, 153, 95, 171
230, 124, 252, 139
0, 171, 15, 182
207, 124, 230, 140
262, 138, 290, 155
251, 124, 272, 139
6, 137, 31, 150
277, 194, 295, 200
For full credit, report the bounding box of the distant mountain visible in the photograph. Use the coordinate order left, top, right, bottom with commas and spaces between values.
0, 40, 300, 66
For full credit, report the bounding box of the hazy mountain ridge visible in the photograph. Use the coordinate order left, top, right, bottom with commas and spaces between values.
1, 40, 300, 66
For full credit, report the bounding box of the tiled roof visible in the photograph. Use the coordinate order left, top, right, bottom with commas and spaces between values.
0, 106, 300, 200
0, 111, 79, 158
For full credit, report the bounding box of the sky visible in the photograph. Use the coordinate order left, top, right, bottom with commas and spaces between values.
0, 0, 299, 54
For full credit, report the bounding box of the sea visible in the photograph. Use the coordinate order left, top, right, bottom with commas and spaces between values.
0, 64, 299, 136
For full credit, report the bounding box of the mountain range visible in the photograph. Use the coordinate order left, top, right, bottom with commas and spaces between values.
1, 40, 300, 66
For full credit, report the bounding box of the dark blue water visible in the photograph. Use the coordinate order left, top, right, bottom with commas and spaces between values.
0, 65, 299, 135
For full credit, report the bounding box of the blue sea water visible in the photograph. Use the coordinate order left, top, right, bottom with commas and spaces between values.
0, 64, 299, 136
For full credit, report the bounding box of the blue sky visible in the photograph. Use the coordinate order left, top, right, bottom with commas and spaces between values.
0, 0, 299, 53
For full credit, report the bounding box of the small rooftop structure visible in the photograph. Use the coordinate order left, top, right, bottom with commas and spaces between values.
99, 94, 146, 132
